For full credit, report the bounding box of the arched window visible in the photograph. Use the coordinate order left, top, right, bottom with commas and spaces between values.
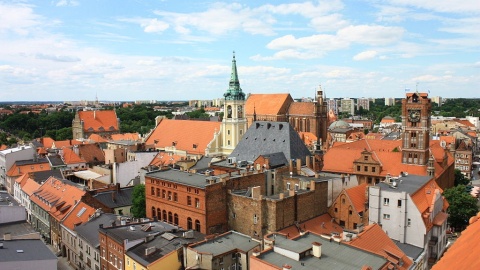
174, 214, 178, 225
195, 220, 201, 232
151, 207, 155, 217
150, 187, 155, 195
168, 191, 172, 200
168, 212, 173, 223
227, 105, 232, 118
157, 208, 161, 220
162, 210, 167, 222
156, 188, 160, 197
173, 192, 178, 202
162, 190, 166, 199
187, 218, 192, 230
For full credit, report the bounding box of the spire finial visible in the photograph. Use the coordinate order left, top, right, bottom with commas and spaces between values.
233, 50, 235, 59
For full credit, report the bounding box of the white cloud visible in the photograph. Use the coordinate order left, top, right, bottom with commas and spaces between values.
310, 13, 349, 32
0, 3, 42, 35
353, 50, 378, 61
338, 25, 404, 46
260, 0, 344, 18
387, 0, 480, 14
55, 0, 79, 7
142, 18, 169, 33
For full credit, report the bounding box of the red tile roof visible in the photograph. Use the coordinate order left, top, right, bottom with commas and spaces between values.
0, 144, 7, 150
21, 177, 41, 196
288, 102, 315, 115
346, 183, 368, 213
346, 224, 413, 270
432, 213, 480, 270
78, 110, 119, 133
87, 134, 109, 143
41, 137, 55, 149
62, 202, 95, 230
410, 179, 445, 230
298, 132, 317, 146
454, 119, 475, 128
30, 177, 86, 221
7, 162, 51, 177
245, 93, 293, 116
62, 147, 87, 164
52, 139, 83, 149
149, 152, 184, 166
145, 119, 220, 154
323, 138, 454, 179
110, 133, 140, 141
77, 144, 105, 164
279, 213, 343, 238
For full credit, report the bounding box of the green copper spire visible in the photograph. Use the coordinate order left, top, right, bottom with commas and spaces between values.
224, 51, 245, 101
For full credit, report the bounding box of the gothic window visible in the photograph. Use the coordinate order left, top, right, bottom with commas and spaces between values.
157, 208, 161, 220
168, 212, 173, 223
174, 214, 178, 225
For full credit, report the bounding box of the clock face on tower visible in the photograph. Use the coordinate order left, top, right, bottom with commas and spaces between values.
408, 109, 420, 122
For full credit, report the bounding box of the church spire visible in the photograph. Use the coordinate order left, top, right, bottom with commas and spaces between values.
224, 51, 245, 101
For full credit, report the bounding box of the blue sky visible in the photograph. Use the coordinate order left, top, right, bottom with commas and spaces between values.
0, 0, 478, 102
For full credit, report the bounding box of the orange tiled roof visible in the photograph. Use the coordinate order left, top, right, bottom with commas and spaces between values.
467, 131, 477, 137
454, 119, 475, 128
432, 213, 480, 270
298, 132, 317, 146
21, 177, 41, 196
62, 202, 95, 230
7, 161, 51, 177
345, 183, 368, 213
53, 139, 83, 149
111, 133, 140, 141
78, 110, 119, 133
15, 173, 29, 186
0, 144, 7, 150
30, 176, 86, 221
87, 134, 109, 143
438, 136, 455, 145
279, 213, 342, 239
145, 119, 220, 154
323, 138, 454, 178
41, 137, 55, 149
204, 107, 220, 112
380, 118, 395, 123
78, 144, 105, 164
288, 102, 315, 115
149, 152, 184, 166
346, 224, 413, 270
245, 93, 293, 116
410, 179, 444, 230
62, 147, 87, 164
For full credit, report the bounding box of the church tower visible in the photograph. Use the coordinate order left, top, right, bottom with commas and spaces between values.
401, 92, 432, 165
314, 85, 328, 148
221, 52, 247, 155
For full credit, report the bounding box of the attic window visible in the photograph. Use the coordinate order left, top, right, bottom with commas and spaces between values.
193, 144, 197, 149
279, 124, 283, 130
172, 141, 177, 146
364, 156, 368, 161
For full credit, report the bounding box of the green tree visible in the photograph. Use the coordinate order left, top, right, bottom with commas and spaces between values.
131, 184, 146, 218
454, 169, 469, 186
443, 185, 479, 230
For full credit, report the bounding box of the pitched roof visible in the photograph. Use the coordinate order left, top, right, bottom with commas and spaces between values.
74, 213, 120, 247
62, 202, 95, 230
288, 102, 315, 115
62, 147, 87, 164
410, 179, 445, 230
7, 159, 51, 177
92, 187, 134, 208
111, 133, 140, 141
145, 119, 220, 154
78, 110, 119, 133
52, 139, 83, 149
279, 213, 342, 238
432, 213, 480, 270
30, 177, 86, 221
15, 173, 29, 186
149, 152, 183, 166
21, 177, 41, 196
345, 224, 413, 270
345, 183, 368, 213
298, 132, 317, 146
229, 121, 312, 164
41, 137, 55, 149
454, 119, 475, 128
322, 138, 454, 178
77, 143, 105, 164
245, 93, 293, 116
87, 134, 109, 143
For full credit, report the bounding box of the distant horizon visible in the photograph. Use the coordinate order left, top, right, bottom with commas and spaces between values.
1, 1, 478, 101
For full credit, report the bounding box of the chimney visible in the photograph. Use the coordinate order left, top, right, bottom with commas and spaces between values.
296, 158, 302, 173
145, 246, 156, 256
312, 242, 322, 258
289, 159, 293, 173
306, 155, 311, 169
251, 186, 261, 199
116, 183, 120, 192
283, 264, 292, 270
4, 233, 12, 241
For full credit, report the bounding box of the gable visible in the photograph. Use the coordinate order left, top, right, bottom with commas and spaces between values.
245, 93, 293, 116
78, 110, 119, 133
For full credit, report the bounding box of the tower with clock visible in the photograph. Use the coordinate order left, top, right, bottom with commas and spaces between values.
401, 92, 432, 165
